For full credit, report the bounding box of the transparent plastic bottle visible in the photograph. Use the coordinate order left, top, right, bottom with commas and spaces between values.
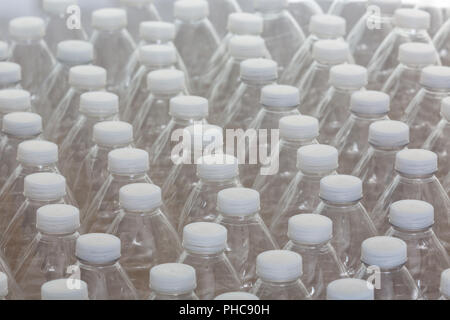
215, 188, 278, 289
372, 149, 450, 252
403, 66, 450, 148
284, 214, 348, 299
0, 89, 32, 124
177, 222, 242, 299
355, 236, 422, 300
205, 0, 242, 39
317, 64, 368, 145
15, 204, 80, 300
153, 0, 176, 21
433, 18, 450, 66
352, 120, 409, 213
148, 263, 198, 300
328, 0, 368, 33
281, 14, 346, 86
440, 269, 450, 300
386, 200, 450, 300
331, 90, 390, 175
414, 0, 448, 37
315, 175, 378, 276
251, 250, 311, 300
326, 278, 374, 300
119, 0, 161, 42
41, 278, 89, 300
298, 39, 350, 116
108, 183, 181, 299
75, 233, 139, 300
45, 65, 107, 145
381, 42, 438, 121
0, 268, 23, 300
0, 62, 22, 90
270, 144, 338, 246
173, 0, 220, 96
215, 292, 259, 300
286, 0, 323, 38
0, 42, 8, 62
253, 115, 319, 224
179, 155, 241, 233
82, 148, 152, 234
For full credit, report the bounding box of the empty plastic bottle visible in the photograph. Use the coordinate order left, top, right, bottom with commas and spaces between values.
328, 0, 368, 33
326, 278, 374, 300
433, 18, 450, 66
215, 188, 278, 289
215, 292, 259, 300
355, 236, 422, 300
440, 269, 450, 300
331, 90, 390, 175
403, 66, 450, 148
286, 0, 323, 38
0, 42, 9, 61
0, 62, 22, 90
0, 268, 23, 300
315, 175, 378, 276
0, 89, 31, 123
317, 64, 368, 145
414, 0, 448, 37
15, 204, 80, 300
284, 214, 347, 299
253, 115, 319, 223
108, 183, 181, 299
386, 200, 450, 300
75, 233, 139, 300
149, 263, 198, 300
41, 278, 89, 300
271, 144, 338, 246
82, 148, 152, 234
381, 42, 438, 121
352, 120, 409, 213
205, 0, 242, 39
179, 154, 241, 233
119, 0, 161, 42
252, 250, 311, 300
178, 222, 241, 299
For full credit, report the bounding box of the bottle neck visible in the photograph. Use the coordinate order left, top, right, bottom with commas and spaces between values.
151, 91, 183, 100
198, 176, 240, 188
362, 261, 405, 273
289, 240, 332, 253
153, 291, 195, 299
320, 198, 362, 208
110, 172, 148, 182
261, 104, 298, 113
370, 144, 407, 153
184, 248, 225, 258
19, 162, 59, 174
391, 225, 434, 237
397, 171, 436, 181
218, 212, 259, 224
350, 111, 388, 120
122, 207, 160, 218
259, 278, 300, 287
38, 230, 79, 241
242, 78, 277, 87
25, 196, 65, 206
78, 258, 119, 269
172, 116, 207, 127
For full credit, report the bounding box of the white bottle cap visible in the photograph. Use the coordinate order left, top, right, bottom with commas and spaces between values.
350, 90, 390, 114
229, 35, 266, 60
56, 40, 94, 65
395, 149, 437, 175
43, 0, 77, 15
0, 272, 7, 297
389, 199, 434, 230
420, 66, 450, 90
440, 269, 450, 297
37, 204, 80, 234
92, 8, 127, 31
150, 263, 196, 294
119, 183, 162, 212
76, 233, 121, 264
309, 14, 346, 38
0, 42, 8, 61
368, 0, 401, 15
256, 250, 302, 282
368, 120, 409, 147
361, 236, 407, 269
288, 214, 333, 244
174, 0, 209, 22
227, 13, 263, 35
312, 40, 349, 64
320, 175, 362, 203
0, 89, 30, 114
69, 65, 107, 89
326, 279, 374, 300
217, 188, 260, 216
108, 148, 149, 175
120, 0, 152, 6
17, 140, 58, 166
261, 84, 300, 108
0, 62, 21, 85
41, 279, 88, 300
169, 96, 208, 119
9, 16, 45, 40
139, 44, 176, 67
24, 172, 66, 201
297, 144, 338, 173
2, 112, 42, 136
255, 0, 288, 12
240, 58, 278, 82
441, 97, 450, 121
93, 121, 133, 147
183, 124, 223, 152
147, 69, 185, 95
394, 8, 430, 30
215, 292, 260, 300
79, 91, 119, 117
330, 64, 368, 88
182, 222, 227, 254
398, 42, 437, 66
197, 154, 239, 180
279, 115, 319, 141
139, 21, 175, 43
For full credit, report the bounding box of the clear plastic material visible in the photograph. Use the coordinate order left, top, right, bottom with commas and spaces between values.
205, 0, 242, 39
0, 259, 23, 300
328, 0, 369, 33
0, 62, 22, 90
434, 19, 450, 67
286, 0, 323, 38
119, 0, 161, 42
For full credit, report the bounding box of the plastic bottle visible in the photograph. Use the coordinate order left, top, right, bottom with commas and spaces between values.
252, 250, 311, 300
178, 222, 242, 299
286, 0, 323, 38
204, 0, 242, 39
331, 90, 390, 175
0, 42, 9, 62
270, 144, 338, 246
253, 115, 319, 223
215, 292, 259, 300
326, 278, 374, 300
433, 18, 450, 66
0, 269, 23, 300
414, 0, 448, 37
328, 0, 369, 33
75, 233, 139, 300
15, 204, 80, 300
0, 62, 22, 90
119, 0, 161, 42
215, 188, 278, 289
440, 269, 450, 300
41, 279, 89, 300
355, 236, 422, 300
148, 263, 198, 300
153, 0, 176, 21
0, 89, 31, 123
108, 183, 180, 299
